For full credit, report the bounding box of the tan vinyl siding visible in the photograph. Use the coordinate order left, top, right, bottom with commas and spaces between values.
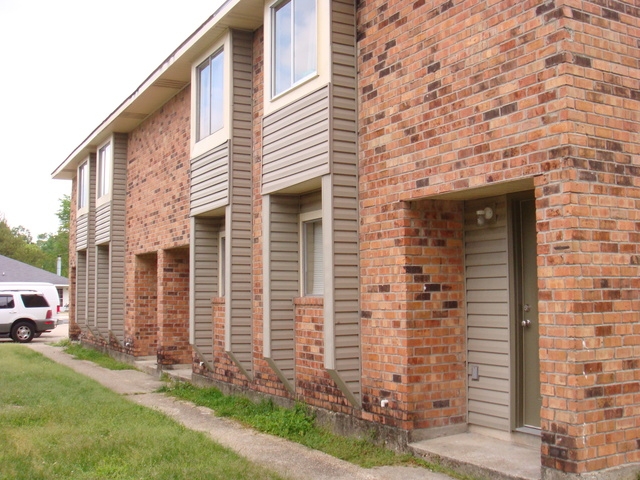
192, 217, 222, 366
191, 142, 230, 216
76, 214, 89, 250
95, 245, 109, 335
265, 195, 300, 390
76, 250, 87, 325
86, 156, 97, 327
262, 86, 331, 194
225, 30, 254, 377
326, 0, 360, 404
465, 196, 510, 432
109, 133, 127, 341
95, 202, 111, 244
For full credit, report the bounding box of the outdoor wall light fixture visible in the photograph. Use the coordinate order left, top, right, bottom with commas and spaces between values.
476, 206, 495, 226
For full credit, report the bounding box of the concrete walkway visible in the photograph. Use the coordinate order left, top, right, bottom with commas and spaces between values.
25, 324, 541, 480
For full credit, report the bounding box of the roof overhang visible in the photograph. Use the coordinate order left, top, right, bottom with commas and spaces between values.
52, 0, 263, 180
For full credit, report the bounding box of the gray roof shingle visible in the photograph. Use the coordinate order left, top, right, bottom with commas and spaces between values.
0, 255, 68, 286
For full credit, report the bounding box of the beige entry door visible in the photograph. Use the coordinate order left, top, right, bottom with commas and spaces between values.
514, 197, 541, 430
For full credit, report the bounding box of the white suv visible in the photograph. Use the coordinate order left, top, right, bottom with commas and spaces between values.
0, 290, 55, 343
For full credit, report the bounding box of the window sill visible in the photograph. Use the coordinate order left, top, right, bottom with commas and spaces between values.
293, 296, 324, 307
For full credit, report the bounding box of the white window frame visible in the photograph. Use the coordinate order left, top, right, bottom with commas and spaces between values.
190, 34, 230, 159
77, 161, 89, 214
196, 48, 225, 142
300, 210, 323, 296
96, 140, 112, 203
264, 0, 329, 115
271, 0, 317, 97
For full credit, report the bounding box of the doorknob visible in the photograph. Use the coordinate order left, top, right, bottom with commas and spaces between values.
521, 319, 531, 327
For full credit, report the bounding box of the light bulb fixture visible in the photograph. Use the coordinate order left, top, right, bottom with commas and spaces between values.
476, 206, 495, 226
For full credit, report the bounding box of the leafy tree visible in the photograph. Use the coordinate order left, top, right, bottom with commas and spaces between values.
37, 195, 70, 278
0, 195, 70, 277
0, 217, 47, 268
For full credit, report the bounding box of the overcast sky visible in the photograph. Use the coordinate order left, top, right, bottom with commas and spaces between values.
0, 0, 223, 238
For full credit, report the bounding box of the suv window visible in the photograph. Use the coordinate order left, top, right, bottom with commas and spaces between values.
0, 295, 15, 309
21, 294, 49, 308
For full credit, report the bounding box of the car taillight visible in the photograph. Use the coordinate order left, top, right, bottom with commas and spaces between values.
46, 310, 52, 319
57, 305, 60, 313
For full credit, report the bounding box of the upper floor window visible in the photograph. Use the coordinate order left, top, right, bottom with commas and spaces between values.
78, 162, 88, 210
97, 142, 111, 199
272, 0, 317, 97
197, 49, 225, 141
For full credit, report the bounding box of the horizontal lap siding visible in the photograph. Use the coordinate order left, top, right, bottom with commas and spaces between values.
95, 202, 111, 245
262, 86, 330, 194
76, 251, 87, 325
227, 30, 253, 376
191, 143, 229, 216
329, 0, 360, 403
96, 245, 109, 336
193, 217, 221, 366
110, 133, 127, 341
77, 215, 89, 250
267, 196, 299, 388
86, 156, 96, 328
465, 197, 510, 431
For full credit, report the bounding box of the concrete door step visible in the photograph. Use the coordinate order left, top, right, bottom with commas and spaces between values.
409, 432, 541, 480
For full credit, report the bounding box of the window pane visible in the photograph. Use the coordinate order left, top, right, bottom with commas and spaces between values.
198, 59, 211, 140
21, 294, 49, 308
274, 1, 292, 95
197, 50, 224, 141
293, 0, 316, 83
98, 143, 111, 198
209, 51, 224, 134
305, 219, 323, 296
0, 295, 13, 309
78, 163, 87, 208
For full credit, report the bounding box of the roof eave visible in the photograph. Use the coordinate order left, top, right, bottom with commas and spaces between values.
52, 0, 263, 180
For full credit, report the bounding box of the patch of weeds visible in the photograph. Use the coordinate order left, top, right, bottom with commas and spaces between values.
59, 343, 135, 371
160, 382, 470, 478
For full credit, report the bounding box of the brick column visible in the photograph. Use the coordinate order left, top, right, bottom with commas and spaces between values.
156, 248, 191, 366
361, 199, 466, 432
538, 165, 640, 476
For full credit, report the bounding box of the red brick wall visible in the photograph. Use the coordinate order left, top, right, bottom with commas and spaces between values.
68, 178, 80, 340
360, 199, 465, 430
124, 87, 192, 362
358, 0, 640, 474
294, 298, 353, 413
157, 248, 190, 365
125, 88, 191, 254
129, 253, 157, 357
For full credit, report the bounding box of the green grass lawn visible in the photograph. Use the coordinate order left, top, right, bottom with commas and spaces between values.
0, 345, 283, 480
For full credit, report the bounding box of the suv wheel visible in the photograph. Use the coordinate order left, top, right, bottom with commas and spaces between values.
11, 321, 35, 343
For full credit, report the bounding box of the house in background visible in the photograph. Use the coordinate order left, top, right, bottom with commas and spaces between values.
52, 1, 640, 479
0, 254, 69, 307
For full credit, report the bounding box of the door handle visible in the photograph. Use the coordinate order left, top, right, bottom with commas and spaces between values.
521, 319, 531, 328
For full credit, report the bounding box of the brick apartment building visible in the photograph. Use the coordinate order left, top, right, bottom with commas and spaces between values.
53, 1, 640, 478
